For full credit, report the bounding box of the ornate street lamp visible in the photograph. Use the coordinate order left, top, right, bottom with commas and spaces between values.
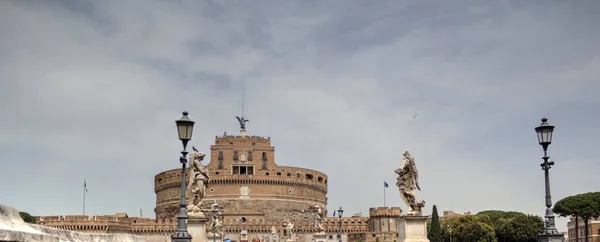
534, 117, 562, 242
337, 207, 343, 242
172, 111, 195, 242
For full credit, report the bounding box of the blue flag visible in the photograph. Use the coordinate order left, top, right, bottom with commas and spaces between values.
384, 181, 389, 188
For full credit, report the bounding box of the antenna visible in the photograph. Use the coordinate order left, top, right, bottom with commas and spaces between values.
242, 81, 246, 117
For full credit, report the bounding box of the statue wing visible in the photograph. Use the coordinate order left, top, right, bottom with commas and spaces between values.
192, 146, 199, 152
245, 119, 250, 123
236, 116, 241, 121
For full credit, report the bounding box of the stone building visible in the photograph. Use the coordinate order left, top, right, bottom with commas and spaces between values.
36, 121, 404, 242
566, 217, 600, 242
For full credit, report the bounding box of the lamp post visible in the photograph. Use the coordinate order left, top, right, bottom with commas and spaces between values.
337, 207, 343, 242
171, 111, 195, 242
534, 117, 562, 242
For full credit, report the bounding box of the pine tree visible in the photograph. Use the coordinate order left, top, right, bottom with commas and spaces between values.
428, 205, 443, 242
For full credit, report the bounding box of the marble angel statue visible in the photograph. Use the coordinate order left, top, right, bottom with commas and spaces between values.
187, 147, 210, 216
310, 205, 326, 233
395, 150, 426, 215
270, 226, 279, 242
284, 219, 294, 238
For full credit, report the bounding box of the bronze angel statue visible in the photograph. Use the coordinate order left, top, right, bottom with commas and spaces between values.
395, 150, 425, 215
236, 116, 249, 129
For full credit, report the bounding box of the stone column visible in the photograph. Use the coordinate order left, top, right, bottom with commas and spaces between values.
188, 216, 209, 242
396, 215, 430, 242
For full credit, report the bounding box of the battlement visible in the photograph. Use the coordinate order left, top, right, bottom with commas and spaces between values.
368, 207, 402, 218
214, 135, 271, 146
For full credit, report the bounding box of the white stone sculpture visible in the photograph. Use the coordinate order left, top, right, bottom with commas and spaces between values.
395, 150, 426, 215
209, 210, 223, 236
187, 148, 210, 217
284, 219, 294, 238
310, 205, 326, 234
270, 226, 279, 242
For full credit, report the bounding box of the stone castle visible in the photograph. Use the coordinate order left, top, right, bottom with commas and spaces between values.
36, 121, 406, 242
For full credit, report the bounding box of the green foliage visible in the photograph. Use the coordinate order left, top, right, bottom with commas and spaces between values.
19, 212, 36, 223
451, 215, 497, 242
477, 210, 526, 223
428, 205, 443, 242
495, 215, 543, 242
553, 192, 600, 242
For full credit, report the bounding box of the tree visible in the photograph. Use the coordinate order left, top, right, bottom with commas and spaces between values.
495, 215, 543, 242
447, 215, 497, 242
554, 192, 600, 242
428, 205, 443, 242
19, 211, 36, 223
477, 210, 542, 242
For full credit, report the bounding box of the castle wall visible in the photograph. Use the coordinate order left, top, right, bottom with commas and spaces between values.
154, 134, 328, 221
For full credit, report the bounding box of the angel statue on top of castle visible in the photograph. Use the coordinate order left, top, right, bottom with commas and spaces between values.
187, 146, 210, 217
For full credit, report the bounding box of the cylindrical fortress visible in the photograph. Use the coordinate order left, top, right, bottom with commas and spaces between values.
368, 207, 401, 233
154, 134, 328, 222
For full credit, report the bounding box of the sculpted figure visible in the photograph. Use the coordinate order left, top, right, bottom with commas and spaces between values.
284, 219, 294, 238
236, 116, 250, 130
187, 147, 210, 216
395, 151, 425, 215
270, 226, 279, 242
310, 205, 326, 233
209, 211, 223, 236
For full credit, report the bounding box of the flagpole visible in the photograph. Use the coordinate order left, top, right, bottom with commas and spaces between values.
83, 179, 86, 215
384, 184, 386, 207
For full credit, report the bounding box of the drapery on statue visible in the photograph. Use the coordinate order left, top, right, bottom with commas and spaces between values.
209, 210, 223, 236
284, 219, 294, 238
310, 205, 326, 233
395, 150, 426, 215
187, 147, 210, 217
236, 116, 249, 130
270, 226, 279, 242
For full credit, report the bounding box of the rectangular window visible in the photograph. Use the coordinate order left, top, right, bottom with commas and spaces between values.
262, 152, 267, 161
218, 151, 223, 160
233, 151, 239, 161
248, 152, 253, 161
232, 165, 254, 175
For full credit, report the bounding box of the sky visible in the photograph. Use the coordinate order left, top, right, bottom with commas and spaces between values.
1, 0, 599, 233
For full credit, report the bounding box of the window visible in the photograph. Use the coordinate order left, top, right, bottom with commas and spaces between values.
318, 177, 323, 182
262, 152, 267, 161
233, 151, 239, 161
305, 174, 313, 180
297, 172, 301, 178
277, 172, 281, 176
218, 151, 223, 160
241, 217, 247, 223
232, 165, 254, 175
248, 152, 253, 161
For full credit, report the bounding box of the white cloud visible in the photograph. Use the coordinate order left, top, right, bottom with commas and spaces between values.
1, 0, 599, 232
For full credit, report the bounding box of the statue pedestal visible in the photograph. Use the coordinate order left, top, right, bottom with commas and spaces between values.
397, 215, 430, 242
188, 215, 209, 242
313, 232, 328, 242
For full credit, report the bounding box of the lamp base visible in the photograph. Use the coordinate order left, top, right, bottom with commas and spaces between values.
537, 233, 564, 242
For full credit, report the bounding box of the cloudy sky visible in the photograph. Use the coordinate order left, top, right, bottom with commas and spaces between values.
1, 0, 599, 232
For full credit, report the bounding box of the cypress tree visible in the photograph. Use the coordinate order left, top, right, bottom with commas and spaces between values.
428, 205, 443, 242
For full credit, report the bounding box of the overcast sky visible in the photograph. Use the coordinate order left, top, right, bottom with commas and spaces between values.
1, 0, 599, 232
